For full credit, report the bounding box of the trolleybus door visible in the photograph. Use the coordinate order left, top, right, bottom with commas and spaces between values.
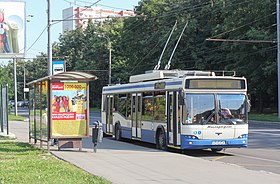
131, 93, 142, 139
167, 91, 180, 146
106, 95, 114, 134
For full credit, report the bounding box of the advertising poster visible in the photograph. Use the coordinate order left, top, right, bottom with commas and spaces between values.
51, 82, 87, 137
0, 1, 25, 58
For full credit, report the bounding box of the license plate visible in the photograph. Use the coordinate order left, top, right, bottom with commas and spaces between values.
212, 140, 226, 145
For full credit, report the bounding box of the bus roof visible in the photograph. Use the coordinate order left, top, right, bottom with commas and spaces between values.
103, 74, 246, 94
129, 70, 214, 83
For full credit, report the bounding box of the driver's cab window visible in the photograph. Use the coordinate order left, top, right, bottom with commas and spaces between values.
185, 94, 215, 125
217, 94, 247, 124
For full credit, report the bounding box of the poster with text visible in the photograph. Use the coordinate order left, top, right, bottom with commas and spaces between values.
51, 82, 88, 137
0, 1, 25, 58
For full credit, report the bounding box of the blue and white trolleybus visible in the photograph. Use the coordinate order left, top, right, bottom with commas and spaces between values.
101, 70, 249, 151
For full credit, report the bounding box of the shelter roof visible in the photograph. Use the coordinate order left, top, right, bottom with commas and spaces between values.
27, 71, 98, 85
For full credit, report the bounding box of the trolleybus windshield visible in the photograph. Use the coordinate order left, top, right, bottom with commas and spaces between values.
185, 94, 247, 125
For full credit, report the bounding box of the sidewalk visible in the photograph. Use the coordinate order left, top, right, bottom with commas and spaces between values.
8, 120, 280, 184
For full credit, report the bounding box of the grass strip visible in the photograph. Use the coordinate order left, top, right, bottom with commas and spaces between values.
0, 142, 110, 184
8, 114, 26, 121
0, 136, 15, 140
249, 113, 280, 122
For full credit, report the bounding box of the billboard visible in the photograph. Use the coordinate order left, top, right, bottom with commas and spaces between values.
51, 82, 88, 137
0, 0, 25, 58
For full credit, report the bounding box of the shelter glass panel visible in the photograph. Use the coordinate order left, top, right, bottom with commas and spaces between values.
41, 81, 49, 140
29, 88, 35, 138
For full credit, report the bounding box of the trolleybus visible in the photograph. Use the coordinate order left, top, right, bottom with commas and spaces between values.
101, 70, 249, 151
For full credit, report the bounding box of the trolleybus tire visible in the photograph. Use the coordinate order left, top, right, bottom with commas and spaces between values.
115, 123, 122, 141
156, 129, 167, 150
211, 148, 223, 152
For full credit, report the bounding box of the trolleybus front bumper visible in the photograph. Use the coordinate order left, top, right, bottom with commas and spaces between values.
180, 135, 248, 150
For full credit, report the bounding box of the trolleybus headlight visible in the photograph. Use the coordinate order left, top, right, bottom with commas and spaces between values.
186, 135, 199, 139
238, 134, 248, 138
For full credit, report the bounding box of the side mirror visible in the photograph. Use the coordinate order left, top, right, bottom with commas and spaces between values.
247, 94, 251, 113
179, 91, 185, 105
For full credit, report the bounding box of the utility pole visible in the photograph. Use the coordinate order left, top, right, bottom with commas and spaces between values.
23, 61, 26, 100
94, 33, 112, 85
108, 40, 112, 85
277, 0, 280, 118
13, 58, 18, 116
47, 0, 52, 76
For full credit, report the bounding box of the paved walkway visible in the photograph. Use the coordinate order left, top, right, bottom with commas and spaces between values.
8, 121, 280, 184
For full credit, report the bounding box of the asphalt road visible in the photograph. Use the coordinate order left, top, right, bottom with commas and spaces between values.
210, 121, 280, 174
14, 107, 280, 174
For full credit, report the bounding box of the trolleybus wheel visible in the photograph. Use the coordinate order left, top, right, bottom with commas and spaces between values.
211, 148, 223, 152
157, 129, 167, 150
115, 124, 121, 141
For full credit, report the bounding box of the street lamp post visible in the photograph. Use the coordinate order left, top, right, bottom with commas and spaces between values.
277, 0, 280, 118
95, 34, 112, 85
107, 37, 112, 85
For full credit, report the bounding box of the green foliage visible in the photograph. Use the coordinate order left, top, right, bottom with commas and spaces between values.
0, 62, 13, 100
13, 0, 277, 111
0, 142, 110, 184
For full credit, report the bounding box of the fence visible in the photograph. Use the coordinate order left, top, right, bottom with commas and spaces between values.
0, 84, 9, 135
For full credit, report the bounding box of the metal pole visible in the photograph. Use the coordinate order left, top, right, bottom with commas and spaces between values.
109, 40, 112, 85
13, 58, 18, 116
154, 20, 177, 70
94, 33, 112, 85
165, 21, 188, 70
0, 85, 3, 133
5, 84, 9, 135
277, 0, 280, 118
23, 61, 26, 100
47, 0, 52, 76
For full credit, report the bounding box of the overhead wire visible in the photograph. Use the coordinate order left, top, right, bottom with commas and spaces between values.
25, 26, 48, 53
52, 0, 101, 26
25, 0, 101, 56
63, 0, 135, 11
209, 12, 276, 39
127, 0, 264, 71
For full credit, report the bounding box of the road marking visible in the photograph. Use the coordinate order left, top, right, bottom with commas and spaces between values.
249, 132, 280, 136
226, 152, 280, 164
212, 156, 226, 161
238, 164, 280, 168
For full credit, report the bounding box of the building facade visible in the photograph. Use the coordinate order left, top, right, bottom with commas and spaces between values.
62, 6, 135, 32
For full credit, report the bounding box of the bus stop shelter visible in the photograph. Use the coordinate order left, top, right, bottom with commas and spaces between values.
27, 71, 97, 151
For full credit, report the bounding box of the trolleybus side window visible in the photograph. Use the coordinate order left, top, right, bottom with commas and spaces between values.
142, 92, 154, 121
153, 91, 165, 122
102, 95, 107, 112
113, 95, 118, 112
116, 94, 127, 118
154, 95, 165, 122
127, 94, 132, 119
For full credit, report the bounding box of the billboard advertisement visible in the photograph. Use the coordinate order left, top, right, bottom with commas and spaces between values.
51, 82, 88, 137
0, 0, 25, 58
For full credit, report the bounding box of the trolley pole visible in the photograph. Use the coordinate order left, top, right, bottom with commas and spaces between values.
277, 0, 280, 118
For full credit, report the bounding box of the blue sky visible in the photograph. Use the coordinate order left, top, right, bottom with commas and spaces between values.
25, 0, 139, 58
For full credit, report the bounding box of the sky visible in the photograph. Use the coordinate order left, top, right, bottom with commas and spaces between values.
25, 0, 140, 59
